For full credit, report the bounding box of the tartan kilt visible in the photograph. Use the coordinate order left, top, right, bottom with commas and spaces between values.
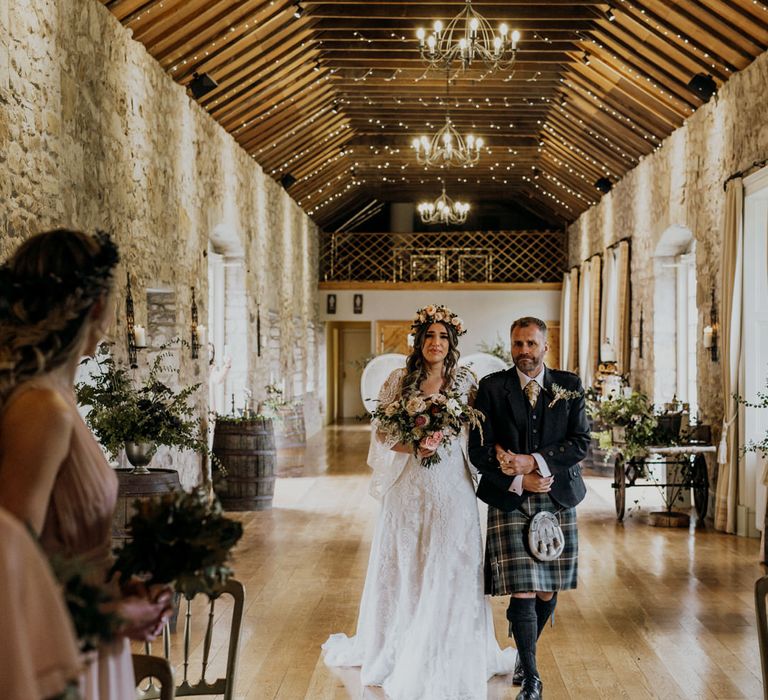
485, 493, 578, 595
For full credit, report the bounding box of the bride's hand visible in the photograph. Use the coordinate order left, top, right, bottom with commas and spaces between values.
417, 446, 437, 459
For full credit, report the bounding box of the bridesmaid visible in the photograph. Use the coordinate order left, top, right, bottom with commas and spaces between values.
0, 229, 172, 700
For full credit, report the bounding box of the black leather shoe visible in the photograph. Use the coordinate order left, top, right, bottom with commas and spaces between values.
516, 674, 543, 700
512, 658, 523, 685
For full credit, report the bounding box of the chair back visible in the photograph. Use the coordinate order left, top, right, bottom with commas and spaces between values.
134, 653, 175, 700
143, 578, 245, 700
756, 575, 768, 700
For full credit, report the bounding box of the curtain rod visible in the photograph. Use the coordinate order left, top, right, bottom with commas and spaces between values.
724, 157, 768, 190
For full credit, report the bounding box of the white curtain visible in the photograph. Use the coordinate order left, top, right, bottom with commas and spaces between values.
715, 178, 744, 533
599, 241, 632, 374
577, 259, 593, 386
600, 247, 618, 360
560, 271, 573, 372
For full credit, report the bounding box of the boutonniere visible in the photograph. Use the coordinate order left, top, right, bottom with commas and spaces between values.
547, 383, 583, 408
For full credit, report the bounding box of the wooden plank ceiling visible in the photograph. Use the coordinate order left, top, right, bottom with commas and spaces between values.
103, 0, 768, 229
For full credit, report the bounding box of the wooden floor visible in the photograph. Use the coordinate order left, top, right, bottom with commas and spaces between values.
159, 423, 766, 699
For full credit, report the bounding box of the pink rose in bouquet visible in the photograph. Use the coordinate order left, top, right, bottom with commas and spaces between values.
420, 431, 443, 452
414, 414, 430, 428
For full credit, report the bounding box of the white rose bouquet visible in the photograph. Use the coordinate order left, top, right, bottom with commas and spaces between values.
371, 388, 484, 467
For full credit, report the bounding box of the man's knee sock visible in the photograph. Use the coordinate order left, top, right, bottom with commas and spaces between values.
507, 597, 539, 679
535, 593, 558, 638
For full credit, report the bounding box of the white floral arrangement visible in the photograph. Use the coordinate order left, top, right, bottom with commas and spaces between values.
411, 304, 466, 336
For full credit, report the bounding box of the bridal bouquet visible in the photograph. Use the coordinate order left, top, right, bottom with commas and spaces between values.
372, 390, 484, 467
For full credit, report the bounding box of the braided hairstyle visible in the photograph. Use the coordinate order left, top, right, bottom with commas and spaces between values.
400, 321, 461, 397
0, 229, 120, 400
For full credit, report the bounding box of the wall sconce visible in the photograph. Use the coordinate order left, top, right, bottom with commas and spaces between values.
703, 288, 719, 361
125, 273, 146, 369
190, 288, 206, 359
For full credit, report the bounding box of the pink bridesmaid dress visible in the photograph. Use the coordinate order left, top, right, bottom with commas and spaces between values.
4, 375, 136, 700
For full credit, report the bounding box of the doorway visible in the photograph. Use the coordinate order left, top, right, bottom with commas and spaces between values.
327, 322, 371, 423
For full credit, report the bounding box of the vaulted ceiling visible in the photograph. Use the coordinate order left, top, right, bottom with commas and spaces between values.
103, 0, 768, 229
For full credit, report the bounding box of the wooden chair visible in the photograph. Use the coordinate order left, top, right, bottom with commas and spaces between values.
133, 653, 175, 700
756, 576, 768, 700
143, 578, 245, 700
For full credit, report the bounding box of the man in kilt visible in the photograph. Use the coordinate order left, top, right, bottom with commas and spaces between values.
469, 317, 590, 700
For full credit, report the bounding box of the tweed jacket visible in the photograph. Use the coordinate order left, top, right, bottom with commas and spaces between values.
468, 366, 590, 512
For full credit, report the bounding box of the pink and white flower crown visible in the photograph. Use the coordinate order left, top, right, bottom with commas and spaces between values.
411, 304, 466, 336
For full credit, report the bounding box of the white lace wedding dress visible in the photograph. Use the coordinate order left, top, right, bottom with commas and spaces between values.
323, 368, 516, 700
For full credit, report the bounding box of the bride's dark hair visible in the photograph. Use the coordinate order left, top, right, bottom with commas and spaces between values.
0, 229, 120, 399
401, 321, 460, 396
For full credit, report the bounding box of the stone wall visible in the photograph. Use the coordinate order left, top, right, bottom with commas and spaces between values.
0, 0, 321, 487
567, 47, 768, 434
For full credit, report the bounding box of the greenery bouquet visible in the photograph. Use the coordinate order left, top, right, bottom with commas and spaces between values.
111, 488, 244, 597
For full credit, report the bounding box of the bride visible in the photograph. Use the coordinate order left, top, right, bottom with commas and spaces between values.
323, 305, 515, 699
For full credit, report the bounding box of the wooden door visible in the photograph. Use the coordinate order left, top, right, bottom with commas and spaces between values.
339, 327, 370, 419
376, 320, 412, 354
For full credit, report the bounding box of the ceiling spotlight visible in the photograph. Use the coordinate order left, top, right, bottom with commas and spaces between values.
582, 52, 590, 66
531, 167, 541, 180
293, 2, 304, 19
595, 177, 613, 193
330, 102, 339, 114
188, 72, 218, 99
687, 73, 717, 102
280, 173, 297, 189
606, 8, 616, 21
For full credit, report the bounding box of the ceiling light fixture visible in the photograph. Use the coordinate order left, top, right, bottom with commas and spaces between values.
416, 0, 520, 72
417, 182, 470, 225
412, 114, 483, 167
582, 52, 590, 66
188, 72, 218, 99
595, 177, 613, 193
412, 74, 485, 167
606, 8, 616, 21
687, 73, 717, 102
293, 2, 304, 19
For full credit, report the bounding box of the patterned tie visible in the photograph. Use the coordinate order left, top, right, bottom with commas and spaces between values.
524, 380, 540, 408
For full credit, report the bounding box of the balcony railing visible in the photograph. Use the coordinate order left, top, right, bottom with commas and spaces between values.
320, 230, 565, 284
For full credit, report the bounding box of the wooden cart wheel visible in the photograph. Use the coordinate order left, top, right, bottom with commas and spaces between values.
613, 453, 626, 521
692, 453, 709, 520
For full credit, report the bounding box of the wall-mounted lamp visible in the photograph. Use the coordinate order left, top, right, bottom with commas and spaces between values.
703, 288, 719, 361
125, 273, 146, 369
190, 288, 206, 360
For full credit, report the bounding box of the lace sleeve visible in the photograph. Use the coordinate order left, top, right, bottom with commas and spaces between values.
367, 368, 410, 500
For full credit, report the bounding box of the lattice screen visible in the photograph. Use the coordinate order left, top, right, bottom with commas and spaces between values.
320, 230, 564, 283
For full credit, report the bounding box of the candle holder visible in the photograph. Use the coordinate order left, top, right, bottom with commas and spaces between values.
126, 274, 137, 369
703, 288, 719, 362
191, 288, 200, 359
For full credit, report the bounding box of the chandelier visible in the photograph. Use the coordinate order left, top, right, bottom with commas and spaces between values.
417, 183, 470, 225
412, 114, 484, 167
416, 0, 520, 72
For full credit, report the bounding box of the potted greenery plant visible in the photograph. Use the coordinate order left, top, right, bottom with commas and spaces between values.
76, 344, 209, 474
588, 391, 659, 461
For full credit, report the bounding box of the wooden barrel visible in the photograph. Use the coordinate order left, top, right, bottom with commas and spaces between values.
112, 468, 181, 544
274, 403, 306, 476
212, 417, 276, 511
